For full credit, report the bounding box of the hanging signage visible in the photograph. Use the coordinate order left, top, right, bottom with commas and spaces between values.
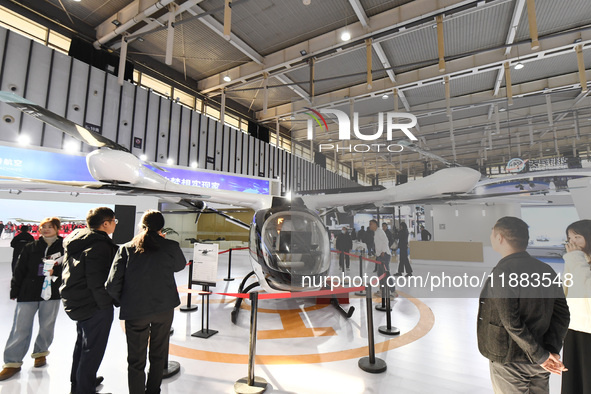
506, 158, 528, 174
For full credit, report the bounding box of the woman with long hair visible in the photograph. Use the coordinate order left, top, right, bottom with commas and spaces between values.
0, 217, 63, 381
561, 219, 591, 393
106, 210, 186, 394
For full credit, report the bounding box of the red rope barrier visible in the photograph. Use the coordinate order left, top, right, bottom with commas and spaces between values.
218, 247, 249, 255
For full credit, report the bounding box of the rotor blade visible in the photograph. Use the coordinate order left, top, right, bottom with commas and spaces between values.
397, 140, 456, 167
0, 91, 129, 152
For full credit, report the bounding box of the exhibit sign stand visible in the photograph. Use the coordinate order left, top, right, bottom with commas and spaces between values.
191, 243, 219, 339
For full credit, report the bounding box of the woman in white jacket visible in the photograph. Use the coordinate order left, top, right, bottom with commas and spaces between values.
561, 219, 591, 394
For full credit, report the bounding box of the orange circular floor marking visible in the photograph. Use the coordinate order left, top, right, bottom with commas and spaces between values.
169, 291, 435, 364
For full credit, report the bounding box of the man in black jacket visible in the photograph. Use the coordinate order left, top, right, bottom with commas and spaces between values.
60, 207, 118, 394
335, 227, 352, 271
10, 225, 35, 272
477, 217, 570, 393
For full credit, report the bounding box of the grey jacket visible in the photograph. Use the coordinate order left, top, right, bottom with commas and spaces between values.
477, 251, 570, 364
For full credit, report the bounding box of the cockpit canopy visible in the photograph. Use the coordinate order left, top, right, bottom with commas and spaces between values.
250, 205, 330, 291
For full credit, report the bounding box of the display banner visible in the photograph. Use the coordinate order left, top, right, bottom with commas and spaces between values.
148, 165, 271, 195
0, 145, 94, 182
0, 144, 270, 194
191, 243, 219, 286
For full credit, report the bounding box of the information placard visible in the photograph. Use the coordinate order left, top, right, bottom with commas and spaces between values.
191, 243, 219, 286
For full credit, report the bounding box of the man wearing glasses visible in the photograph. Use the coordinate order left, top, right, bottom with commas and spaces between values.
60, 207, 119, 394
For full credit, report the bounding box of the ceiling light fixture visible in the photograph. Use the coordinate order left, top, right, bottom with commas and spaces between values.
303, 0, 311, 5
167, 158, 174, 165
341, 31, 351, 42
514, 62, 524, 70
17, 135, 30, 146
191, 161, 198, 168
64, 141, 79, 153
300, 49, 307, 56
111, 19, 122, 27
382, 94, 389, 100
139, 154, 147, 161
223, 74, 231, 82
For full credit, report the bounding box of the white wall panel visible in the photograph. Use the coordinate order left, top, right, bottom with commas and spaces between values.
234, 129, 244, 174
84, 68, 106, 138
205, 118, 216, 170
44, 52, 72, 149
188, 111, 199, 166
213, 124, 223, 171
131, 86, 148, 157
0, 26, 358, 194
254, 138, 261, 177
102, 74, 121, 147
144, 95, 160, 162
197, 115, 207, 169
241, 133, 249, 175
19, 42, 52, 145
179, 106, 191, 166
67, 59, 89, 131
117, 82, 136, 151
167, 102, 181, 165
156, 99, 172, 162
228, 128, 237, 173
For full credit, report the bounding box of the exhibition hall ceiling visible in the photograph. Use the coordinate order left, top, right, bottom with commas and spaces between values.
8, 0, 591, 180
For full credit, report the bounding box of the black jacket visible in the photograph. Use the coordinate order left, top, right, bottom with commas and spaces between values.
10, 237, 64, 301
10, 231, 35, 271
335, 232, 352, 251
477, 251, 570, 364
60, 228, 119, 321
106, 235, 186, 321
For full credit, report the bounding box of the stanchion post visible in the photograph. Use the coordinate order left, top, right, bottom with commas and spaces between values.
224, 249, 235, 281
378, 284, 400, 336
180, 260, 198, 312
191, 285, 218, 338
235, 292, 267, 393
354, 255, 366, 296
358, 286, 387, 373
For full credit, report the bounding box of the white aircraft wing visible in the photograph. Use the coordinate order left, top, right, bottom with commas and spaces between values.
300, 167, 482, 210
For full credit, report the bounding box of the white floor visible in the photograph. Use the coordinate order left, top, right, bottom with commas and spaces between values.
0, 249, 564, 394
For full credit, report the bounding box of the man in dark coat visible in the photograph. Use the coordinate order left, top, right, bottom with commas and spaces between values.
420, 225, 432, 241
10, 225, 35, 272
477, 216, 570, 393
335, 227, 353, 271
60, 207, 119, 394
